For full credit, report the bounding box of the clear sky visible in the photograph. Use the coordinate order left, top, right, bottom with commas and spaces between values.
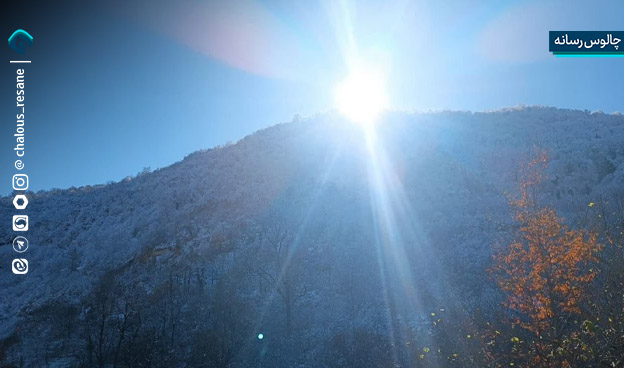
1, 0, 623, 193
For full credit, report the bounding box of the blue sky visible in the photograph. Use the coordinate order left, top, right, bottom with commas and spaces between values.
1, 0, 623, 193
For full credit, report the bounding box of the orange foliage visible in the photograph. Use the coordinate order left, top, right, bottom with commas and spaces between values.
492, 151, 601, 334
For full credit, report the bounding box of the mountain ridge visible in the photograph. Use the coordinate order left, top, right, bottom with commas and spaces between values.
1, 106, 623, 367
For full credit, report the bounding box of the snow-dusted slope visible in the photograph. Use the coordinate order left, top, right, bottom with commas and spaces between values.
0, 107, 623, 367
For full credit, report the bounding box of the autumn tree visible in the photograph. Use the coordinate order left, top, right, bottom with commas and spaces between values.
490, 151, 601, 366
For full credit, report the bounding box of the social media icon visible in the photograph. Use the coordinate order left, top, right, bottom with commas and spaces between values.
12, 236, 28, 253
12, 259, 28, 274
8, 29, 33, 54
13, 194, 28, 210
12, 215, 28, 231
12, 174, 28, 190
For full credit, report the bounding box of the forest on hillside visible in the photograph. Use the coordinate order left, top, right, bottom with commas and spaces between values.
1, 109, 623, 367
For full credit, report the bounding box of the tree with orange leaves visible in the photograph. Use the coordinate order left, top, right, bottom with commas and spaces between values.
490, 151, 601, 366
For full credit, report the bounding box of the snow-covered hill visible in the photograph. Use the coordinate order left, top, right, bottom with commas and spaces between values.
1, 107, 623, 367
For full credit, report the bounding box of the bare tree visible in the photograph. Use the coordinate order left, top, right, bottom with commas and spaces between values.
255, 222, 307, 335
81, 271, 144, 368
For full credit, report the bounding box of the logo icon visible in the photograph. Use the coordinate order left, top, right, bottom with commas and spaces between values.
8, 29, 33, 54
12, 174, 28, 190
13, 194, 28, 210
12, 259, 28, 274
12, 236, 28, 253
12, 215, 28, 231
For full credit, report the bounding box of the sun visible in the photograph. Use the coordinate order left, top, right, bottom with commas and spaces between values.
334, 66, 389, 125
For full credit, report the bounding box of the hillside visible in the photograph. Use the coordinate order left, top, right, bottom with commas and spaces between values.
1, 106, 623, 367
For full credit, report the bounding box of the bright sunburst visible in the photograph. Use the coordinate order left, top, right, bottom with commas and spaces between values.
334, 66, 388, 125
